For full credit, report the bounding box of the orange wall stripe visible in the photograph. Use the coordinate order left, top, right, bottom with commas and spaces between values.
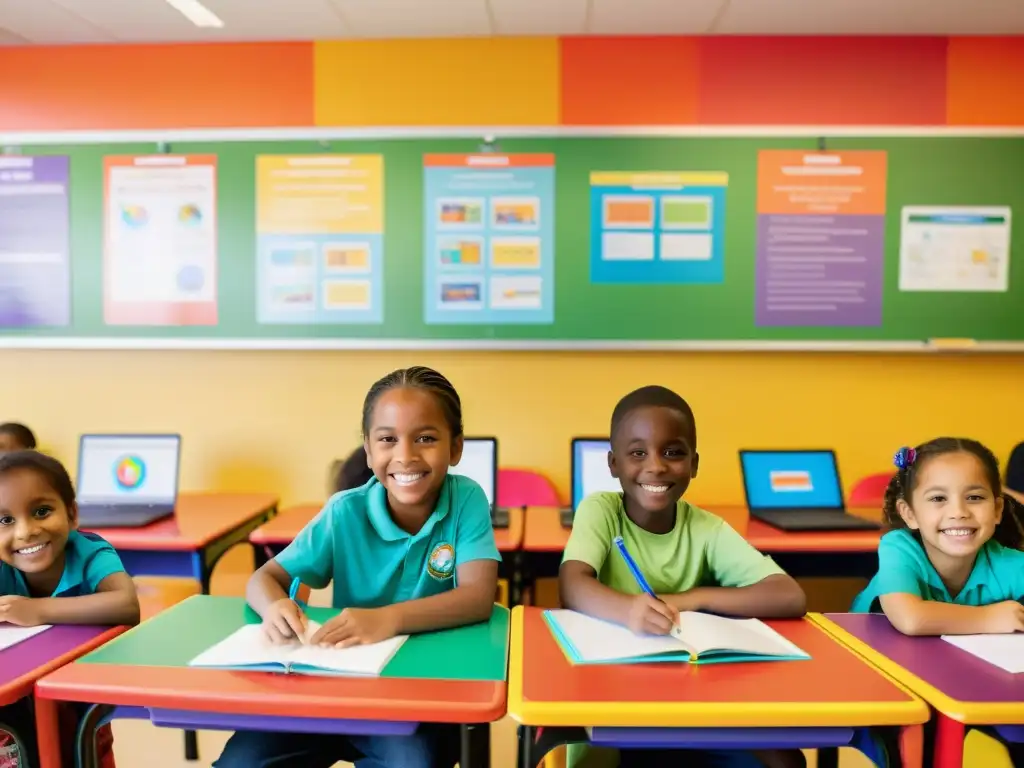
0, 43, 314, 131
697, 36, 948, 125
560, 37, 700, 125
314, 38, 560, 126
947, 37, 1024, 125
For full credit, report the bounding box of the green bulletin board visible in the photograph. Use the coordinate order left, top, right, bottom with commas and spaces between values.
6, 135, 1024, 348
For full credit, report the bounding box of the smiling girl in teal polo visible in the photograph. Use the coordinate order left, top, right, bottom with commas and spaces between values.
852, 437, 1024, 634
216, 366, 500, 768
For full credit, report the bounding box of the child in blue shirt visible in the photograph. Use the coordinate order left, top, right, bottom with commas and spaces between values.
0, 450, 139, 768
852, 437, 1024, 632
216, 366, 501, 768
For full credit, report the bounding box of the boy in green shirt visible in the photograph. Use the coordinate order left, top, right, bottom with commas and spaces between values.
560, 385, 807, 768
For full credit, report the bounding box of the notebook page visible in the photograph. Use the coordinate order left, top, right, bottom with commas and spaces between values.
189, 624, 293, 669
0, 624, 52, 652
289, 634, 409, 676
547, 610, 687, 662
677, 612, 809, 658
941, 634, 1024, 674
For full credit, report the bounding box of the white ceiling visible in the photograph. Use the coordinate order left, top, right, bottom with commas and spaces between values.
1, 0, 1023, 45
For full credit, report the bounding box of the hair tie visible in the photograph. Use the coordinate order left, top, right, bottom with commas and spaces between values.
893, 446, 917, 470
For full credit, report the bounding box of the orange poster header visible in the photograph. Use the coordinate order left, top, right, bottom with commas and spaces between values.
423, 154, 555, 168
756, 150, 887, 216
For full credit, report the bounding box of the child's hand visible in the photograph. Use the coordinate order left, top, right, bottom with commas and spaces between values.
626, 593, 679, 636
0, 595, 44, 627
262, 598, 308, 644
308, 606, 400, 649
982, 600, 1024, 633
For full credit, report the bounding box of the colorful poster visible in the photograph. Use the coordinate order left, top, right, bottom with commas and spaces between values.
0, 156, 70, 327
899, 206, 1011, 292
589, 172, 728, 284
103, 155, 218, 326
755, 150, 887, 327
256, 155, 384, 324
423, 154, 554, 324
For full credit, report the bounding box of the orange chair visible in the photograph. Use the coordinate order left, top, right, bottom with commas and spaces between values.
849, 472, 894, 508
498, 468, 561, 508
133, 576, 202, 621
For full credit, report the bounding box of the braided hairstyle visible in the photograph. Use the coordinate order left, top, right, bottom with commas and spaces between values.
884, 437, 1024, 549
361, 366, 463, 440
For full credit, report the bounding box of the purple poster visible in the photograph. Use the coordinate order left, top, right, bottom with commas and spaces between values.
755, 214, 884, 327
755, 150, 887, 327
0, 155, 71, 327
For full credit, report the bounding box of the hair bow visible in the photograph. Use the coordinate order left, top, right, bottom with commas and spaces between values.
893, 446, 917, 470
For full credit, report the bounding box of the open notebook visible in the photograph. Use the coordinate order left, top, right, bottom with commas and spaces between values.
941, 633, 1024, 674
189, 621, 408, 677
544, 609, 810, 665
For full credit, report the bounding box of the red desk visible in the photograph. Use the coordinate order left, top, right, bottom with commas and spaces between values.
509, 607, 926, 767
84, 492, 279, 593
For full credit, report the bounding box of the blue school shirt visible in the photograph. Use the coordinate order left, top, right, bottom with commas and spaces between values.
852, 528, 1024, 612
276, 474, 501, 609
0, 531, 125, 597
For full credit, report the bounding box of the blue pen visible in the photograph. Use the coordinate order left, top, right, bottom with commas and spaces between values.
612, 536, 656, 597
613, 536, 683, 638
288, 577, 305, 609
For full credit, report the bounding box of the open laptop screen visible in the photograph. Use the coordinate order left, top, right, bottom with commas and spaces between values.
740, 450, 843, 510
451, 437, 496, 506
77, 434, 181, 505
572, 438, 619, 510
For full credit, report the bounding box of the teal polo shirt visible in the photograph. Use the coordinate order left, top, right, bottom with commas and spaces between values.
276, 474, 501, 609
852, 528, 1024, 612
0, 531, 125, 598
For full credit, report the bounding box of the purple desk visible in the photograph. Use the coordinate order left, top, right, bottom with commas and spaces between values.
1, 624, 125, 707
813, 613, 1024, 768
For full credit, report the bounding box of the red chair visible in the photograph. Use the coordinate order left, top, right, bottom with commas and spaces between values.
498, 468, 562, 508
849, 472, 894, 507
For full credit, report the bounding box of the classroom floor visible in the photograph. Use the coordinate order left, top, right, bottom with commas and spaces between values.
109, 546, 1003, 768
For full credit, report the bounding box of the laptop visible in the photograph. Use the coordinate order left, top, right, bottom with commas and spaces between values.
450, 437, 511, 528
560, 437, 620, 527
739, 449, 880, 532
76, 434, 181, 528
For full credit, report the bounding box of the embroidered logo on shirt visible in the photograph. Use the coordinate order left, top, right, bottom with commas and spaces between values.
427, 542, 456, 581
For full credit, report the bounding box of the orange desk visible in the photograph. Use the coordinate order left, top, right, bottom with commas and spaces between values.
82, 492, 279, 593
251, 503, 526, 601
508, 606, 927, 767
523, 505, 883, 584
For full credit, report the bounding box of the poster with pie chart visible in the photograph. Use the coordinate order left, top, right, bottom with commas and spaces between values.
103, 154, 218, 326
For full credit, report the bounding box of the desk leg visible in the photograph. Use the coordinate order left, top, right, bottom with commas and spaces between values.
818, 747, 839, 768
184, 730, 199, 761
34, 697, 62, 768
461, 723, 490, 768
517, 725, 535, 768
933, 714, 965, 768
899, 724, 924, 768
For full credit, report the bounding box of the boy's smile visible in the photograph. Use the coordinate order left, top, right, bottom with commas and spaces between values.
609, 405, 699, 525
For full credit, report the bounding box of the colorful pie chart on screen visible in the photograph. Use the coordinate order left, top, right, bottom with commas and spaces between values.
114, 455, 146, 490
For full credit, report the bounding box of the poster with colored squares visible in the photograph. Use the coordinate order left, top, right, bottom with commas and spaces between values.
103, 155, 218, 326
589, 171, 728, 284
255, 154, 384, 325
423, 154, 555, 325
0, 155, 70, 327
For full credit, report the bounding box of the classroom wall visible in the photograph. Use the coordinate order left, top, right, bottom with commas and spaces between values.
4, 350, 1023, 507
2, 35, 1024, 505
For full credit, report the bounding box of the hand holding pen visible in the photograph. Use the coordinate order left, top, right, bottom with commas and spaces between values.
613, 535, 680, 637
262, 577, 309, 645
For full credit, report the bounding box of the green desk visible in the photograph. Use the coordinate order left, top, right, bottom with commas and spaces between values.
33, 595, 509, 768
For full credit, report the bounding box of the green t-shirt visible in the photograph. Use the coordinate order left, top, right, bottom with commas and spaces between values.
562, 492, 783, 592
561, 492, 784, 768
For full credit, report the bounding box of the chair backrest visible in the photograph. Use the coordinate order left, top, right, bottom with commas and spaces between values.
498, 468, 561, 508
848, 472, 894, 507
